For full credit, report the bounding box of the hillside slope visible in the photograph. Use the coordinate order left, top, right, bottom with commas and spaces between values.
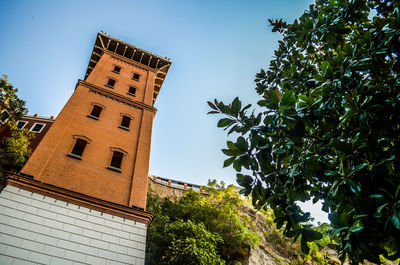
147, 177, 333, 265
147, 177, 397, 265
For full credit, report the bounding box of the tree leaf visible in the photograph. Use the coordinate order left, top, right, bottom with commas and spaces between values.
280, 91, 296, 108
231, 97, 241, 116
301, 236, 310, 254
236, 136, 248, 151
331, 139, 352, 154
392, 212, 400, 230
217, 118, 232, 127
207, 101, 218, 110
227, 141, 237, 150
349, 220, 364, 233
223, 157, 235, 167
350, 163, 368, 175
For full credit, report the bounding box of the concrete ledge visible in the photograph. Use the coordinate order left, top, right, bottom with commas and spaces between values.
4, 174, 153, 227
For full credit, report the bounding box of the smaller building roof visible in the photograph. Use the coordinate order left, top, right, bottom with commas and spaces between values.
23, 114, 55, 122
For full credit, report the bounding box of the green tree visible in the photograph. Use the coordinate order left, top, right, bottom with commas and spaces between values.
146, 181, 259, 265
0, 75, 33, 180
208, 0, 400, 263
161, 220, 225, 265
0, 75, 27, 120
2, 119, 34, 167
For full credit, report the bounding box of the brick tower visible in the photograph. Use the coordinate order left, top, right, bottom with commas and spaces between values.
0, 32, 171, 264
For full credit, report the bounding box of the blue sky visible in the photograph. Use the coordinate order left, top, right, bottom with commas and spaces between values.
0, 0, 328, 221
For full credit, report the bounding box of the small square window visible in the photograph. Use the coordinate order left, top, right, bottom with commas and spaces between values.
128, 86, 136, 96
17, 121, 28, 129
106, 78, 116, 88
0, 109, 10, 124
29, 123, 45, 133
110, 151, 123, 170
112, 66, 121, 74
132, 73, 140, 81
120, 116, 131, 130
70, 138, 87, 158
88, 105, 102, 119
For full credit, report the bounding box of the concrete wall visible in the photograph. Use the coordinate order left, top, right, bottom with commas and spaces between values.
0, 185, 146, 265
148, 176, 187, 199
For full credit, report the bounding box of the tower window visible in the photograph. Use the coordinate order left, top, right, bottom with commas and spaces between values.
17, 121, 28, 129
128, 86, 136, 96
119, 116, 131, 130
0, 109, 10, 124
29, 123, 45, 133
112, 66, 121, 74
69, 138, 87, 159
88, 105, 102, 120
109, 151, 123, 172
132, 73, 140, 81
106, 78, 116, 88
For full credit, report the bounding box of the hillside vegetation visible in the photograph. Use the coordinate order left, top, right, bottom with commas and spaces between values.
145, 180, 339, 265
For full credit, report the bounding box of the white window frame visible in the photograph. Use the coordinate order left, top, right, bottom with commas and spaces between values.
17, 120, 28, 129
0, 109, 11, 124
29, 122, 46, 133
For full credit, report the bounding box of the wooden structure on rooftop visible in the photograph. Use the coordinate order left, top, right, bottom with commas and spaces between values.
85, 31, 171, 105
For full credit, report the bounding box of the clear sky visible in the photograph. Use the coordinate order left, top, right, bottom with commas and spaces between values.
0, 0, 327, 222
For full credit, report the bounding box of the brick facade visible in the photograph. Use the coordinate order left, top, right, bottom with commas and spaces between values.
20, 32, 171, 210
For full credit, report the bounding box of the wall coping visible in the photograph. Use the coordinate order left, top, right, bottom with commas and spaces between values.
148, 175, 207, 194
4, 174, 154, 227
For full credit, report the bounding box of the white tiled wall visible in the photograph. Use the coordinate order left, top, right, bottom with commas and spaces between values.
0, 185, 147, 265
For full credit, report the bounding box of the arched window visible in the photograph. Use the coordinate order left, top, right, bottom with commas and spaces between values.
87, 103, 105, 120
106, 78, 116, 88
132, 73, 140, 81
68, 135, 93, 160
107, 147, 128, 172
119, 113, 133, 131
112, 65, 121, 74
128, 86, 136, 96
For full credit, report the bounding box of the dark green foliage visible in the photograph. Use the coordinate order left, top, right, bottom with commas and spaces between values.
161, 220, 225, 265
146, 181, 259, 265
0, 75, 27, 121
208, 0, 400, 263
1, 119, 34, 168
0, 75, 33, 184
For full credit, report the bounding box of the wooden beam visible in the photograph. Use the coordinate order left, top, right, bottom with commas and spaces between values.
114, 42, 119, 53
148, 56, 152, 66
107, 39, 111, 49
156, 59, 160, 68
123, 46, 128, 56
158, 64, 169, 73
131, 49, 136, 60
94, 45, 103, 50
93, 52, 102, 58
98, 34, 106, 49
139, 53, 144, 63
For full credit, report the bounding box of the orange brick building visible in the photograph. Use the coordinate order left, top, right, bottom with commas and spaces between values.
0, 32, 171, 264
21, 32, 171, 210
